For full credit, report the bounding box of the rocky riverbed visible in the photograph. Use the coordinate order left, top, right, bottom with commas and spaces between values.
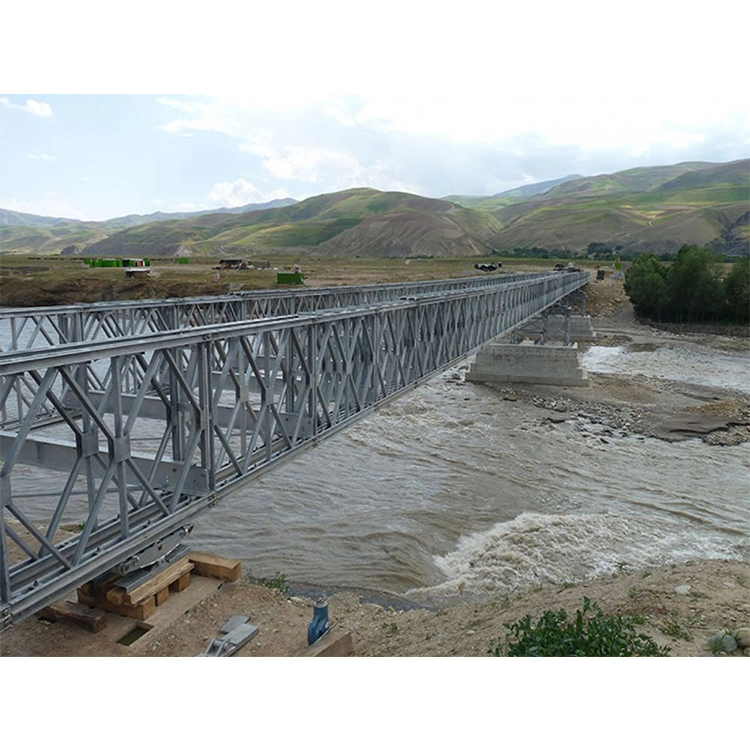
484, 373, 750, 447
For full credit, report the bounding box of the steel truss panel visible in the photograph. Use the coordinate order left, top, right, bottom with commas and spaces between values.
0, 272, 555, 352
0, 272, 587, 625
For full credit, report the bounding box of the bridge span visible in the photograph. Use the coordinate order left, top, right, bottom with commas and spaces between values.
0, 271, 555, 352
0, 271, 588, 627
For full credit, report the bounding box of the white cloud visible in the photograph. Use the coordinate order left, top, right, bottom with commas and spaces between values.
261, 148, 343, 183
0, 97, 52, 116
239, 140, 274, 158
152, 89, 750, 188
158, 115, 232, 135
258, 145, 412, 194
347, 91, 748, 159
206, 179, 291, 208
25, 153, 56, 161
157, 97, 197, 113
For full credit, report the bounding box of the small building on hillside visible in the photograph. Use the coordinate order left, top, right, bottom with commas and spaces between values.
125, 267, 151, 279
218, 259, 247, 270
277, 270, 304, 285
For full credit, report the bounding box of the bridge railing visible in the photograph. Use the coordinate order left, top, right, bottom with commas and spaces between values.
0, 271, 587, 626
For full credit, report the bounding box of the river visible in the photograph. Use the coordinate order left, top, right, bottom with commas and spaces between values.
189, 337, 750, 606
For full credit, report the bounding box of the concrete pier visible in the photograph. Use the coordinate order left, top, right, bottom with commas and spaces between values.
467, 341, 589, 387
513, 314, 597, 344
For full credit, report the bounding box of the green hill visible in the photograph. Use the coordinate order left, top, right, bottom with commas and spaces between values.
541, 162, 717, 199
0, 223, 109, 254
446, 175, 583, 210
0, 199, 298, 255
2, 160, 747, 260
485, 159, 749, 256
79, 188, 503, 259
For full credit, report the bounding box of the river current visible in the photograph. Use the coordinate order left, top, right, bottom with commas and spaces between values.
189, 340, 750, 605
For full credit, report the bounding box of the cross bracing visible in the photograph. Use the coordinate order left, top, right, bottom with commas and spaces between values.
0, 272, 555, 352
0, 271, 587, 627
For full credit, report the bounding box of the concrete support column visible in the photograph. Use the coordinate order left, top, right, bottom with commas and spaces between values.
467, 341, 589, 387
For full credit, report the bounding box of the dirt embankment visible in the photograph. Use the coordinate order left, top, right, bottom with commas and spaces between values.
2, 559, 747, 658
0, 276, 236, 307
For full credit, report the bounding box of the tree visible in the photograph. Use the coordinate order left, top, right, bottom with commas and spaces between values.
624, 252, 668, 319
724, 258, 750, 323
665, 245, 725, 323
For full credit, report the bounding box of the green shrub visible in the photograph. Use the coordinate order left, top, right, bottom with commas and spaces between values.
248, 571, 289, 595
489, 597, 671, 657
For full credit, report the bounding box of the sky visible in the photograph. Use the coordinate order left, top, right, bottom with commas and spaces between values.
1, 1, 748, 222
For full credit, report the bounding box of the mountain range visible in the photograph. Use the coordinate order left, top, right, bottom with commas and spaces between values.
1, 159, 747, 258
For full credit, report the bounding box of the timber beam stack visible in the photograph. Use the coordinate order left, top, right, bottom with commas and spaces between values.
76, 552, 241, 621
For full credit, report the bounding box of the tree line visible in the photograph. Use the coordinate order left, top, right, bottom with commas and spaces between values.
492, 243, 739, 263
624, 245, 749, 324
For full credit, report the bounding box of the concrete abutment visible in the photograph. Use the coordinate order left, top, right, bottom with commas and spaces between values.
467, 341, 589, 387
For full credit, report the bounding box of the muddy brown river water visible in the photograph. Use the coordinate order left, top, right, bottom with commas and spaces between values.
189, 335, 749, 605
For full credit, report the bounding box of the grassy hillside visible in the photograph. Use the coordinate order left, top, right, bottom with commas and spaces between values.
95, 198, 297, 229
0, 199, 298, 255
0, 209, 71, 228
542, 162, 716, 199
657, 159, 750, 191
486, 160, 749, 255
79, 189, 502, 259
2, 160, 746, 260
0, 223, 109, 254
445, 175, 583, 210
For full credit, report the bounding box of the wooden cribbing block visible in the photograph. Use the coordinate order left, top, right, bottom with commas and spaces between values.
77, 582, 93, 597
76, 574, 119, 607
155, 587, 170, 606
188, 552, 241, 582
106, 558, 194, 606
82, 571, 120, 599
297, 629, 354, 657
39, 601, 108, 633
169, 571, 191, 592
78, 590, 157, 621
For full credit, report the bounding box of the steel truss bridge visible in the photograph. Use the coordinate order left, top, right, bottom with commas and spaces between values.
0, 271, 588, 627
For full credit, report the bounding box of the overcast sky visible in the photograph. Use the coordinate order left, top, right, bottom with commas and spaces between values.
2, 1, 747, 221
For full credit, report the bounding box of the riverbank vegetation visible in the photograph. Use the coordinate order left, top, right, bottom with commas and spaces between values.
624, 245, 749, 324
490, 597, 671, 657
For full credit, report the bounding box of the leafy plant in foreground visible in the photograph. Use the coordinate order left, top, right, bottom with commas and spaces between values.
489, 597, 671, 657
248, 571, 290, 595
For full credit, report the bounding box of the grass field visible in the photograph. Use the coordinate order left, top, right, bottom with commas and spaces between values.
0, 254, 597, 307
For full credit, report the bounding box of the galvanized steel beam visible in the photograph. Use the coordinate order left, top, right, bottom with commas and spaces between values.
0, 272, 559, 351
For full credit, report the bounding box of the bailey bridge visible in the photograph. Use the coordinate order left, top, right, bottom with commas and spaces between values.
0, 270, 588, 627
